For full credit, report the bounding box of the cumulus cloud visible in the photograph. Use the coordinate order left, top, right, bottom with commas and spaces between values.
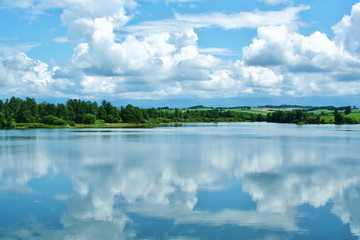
243, 25, 357, 71
1, 0, 360, 99
64, 26, 236, 98
0, 53, 53, 96
242, 23, 360, 96
0, 53, 73, 97
333, 2, 360, 55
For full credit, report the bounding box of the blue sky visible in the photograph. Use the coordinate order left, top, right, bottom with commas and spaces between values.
0, 0, 360, 106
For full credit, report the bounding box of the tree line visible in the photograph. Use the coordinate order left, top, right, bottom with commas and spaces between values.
0, 97, 128, 128
0, 97, 259, 128
259, 104, 356, 111
0, 97, 358, 128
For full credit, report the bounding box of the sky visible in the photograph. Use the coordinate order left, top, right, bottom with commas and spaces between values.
0, 0, 360, 107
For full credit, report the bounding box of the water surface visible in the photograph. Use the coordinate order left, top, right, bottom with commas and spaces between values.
1, 123, 360, 239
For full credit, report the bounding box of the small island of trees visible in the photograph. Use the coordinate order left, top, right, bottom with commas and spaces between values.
0, 97, 359, 129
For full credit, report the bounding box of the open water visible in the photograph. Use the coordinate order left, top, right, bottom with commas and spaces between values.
0, 123, 360, 239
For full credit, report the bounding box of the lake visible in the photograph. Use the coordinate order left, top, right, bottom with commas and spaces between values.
1, 122, 360, 239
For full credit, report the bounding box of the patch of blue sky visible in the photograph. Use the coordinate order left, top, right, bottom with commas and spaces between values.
297, 0, 360, 37
196, 28, 256, 59
132, 0, 176, 22
3, 0, 357, 63
0, 8, 71, 63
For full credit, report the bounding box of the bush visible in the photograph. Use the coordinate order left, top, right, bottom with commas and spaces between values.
104, 114, 119, 123
67, 121, 76, 127
42, 115, 67, 125
82, 114, 96, 124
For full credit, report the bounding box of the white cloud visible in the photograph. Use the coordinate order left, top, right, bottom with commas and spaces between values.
198, 47, 237, 56
333, 2, 360, 55
243, 25, 356, 71
0, 53, 76, 98
234, 61, 283, 90
54, 2, 314, 99
175, 5, 308, 30
242, 24, 360, 97
1, 1, 360, 99
65, 27, 232, 98
63, 14, 289, 99
1, 0, 136, 18
0, 53, 55, 96
126, 5, 308, 34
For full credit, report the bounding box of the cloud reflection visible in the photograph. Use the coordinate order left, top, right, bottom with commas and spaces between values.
1, 124, 360, 239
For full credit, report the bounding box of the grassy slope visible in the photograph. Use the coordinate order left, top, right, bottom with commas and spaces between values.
185, 107, 268, 115
347, 113, 360, 121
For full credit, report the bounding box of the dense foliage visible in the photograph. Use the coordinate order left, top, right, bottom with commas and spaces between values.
259, 104, 356, 111
0, 97, 261, 128
0, 97, 358, 129
266, 110, 324, 124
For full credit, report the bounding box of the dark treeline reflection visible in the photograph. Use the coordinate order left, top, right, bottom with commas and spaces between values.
0, 123, 360, 239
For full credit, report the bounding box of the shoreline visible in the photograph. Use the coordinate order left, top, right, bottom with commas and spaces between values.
2, 120, 359, 130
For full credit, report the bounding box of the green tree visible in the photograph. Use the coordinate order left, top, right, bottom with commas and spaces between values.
16, 101, 35, 123
66, 99, 87, 123
120, 104, 145, 123
8, 97, 22, 117
57, 103, 70, 120
97, 106, 107, 120
104, 114, 117, 123
26, 97, 39, 121
334, 109, 345, 124
0, 112, 5, 128
344, 106, 352, 115
82, 114, 96, 124
0, 100, 4, 112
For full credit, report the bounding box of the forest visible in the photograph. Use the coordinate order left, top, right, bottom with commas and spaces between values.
0, 97, 358, 129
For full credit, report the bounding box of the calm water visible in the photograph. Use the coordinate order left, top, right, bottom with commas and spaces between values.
1, 123, 360, 240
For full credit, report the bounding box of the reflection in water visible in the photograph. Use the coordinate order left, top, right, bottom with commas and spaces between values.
0, 123, 360, 239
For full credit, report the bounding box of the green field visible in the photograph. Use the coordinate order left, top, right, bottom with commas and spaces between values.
308, 109, 335, 115
347, 113, 360, 121
185, 107, 360, 121
185, 107, 268, 115
318, 113, 360, 124
226, 108, 268, 115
